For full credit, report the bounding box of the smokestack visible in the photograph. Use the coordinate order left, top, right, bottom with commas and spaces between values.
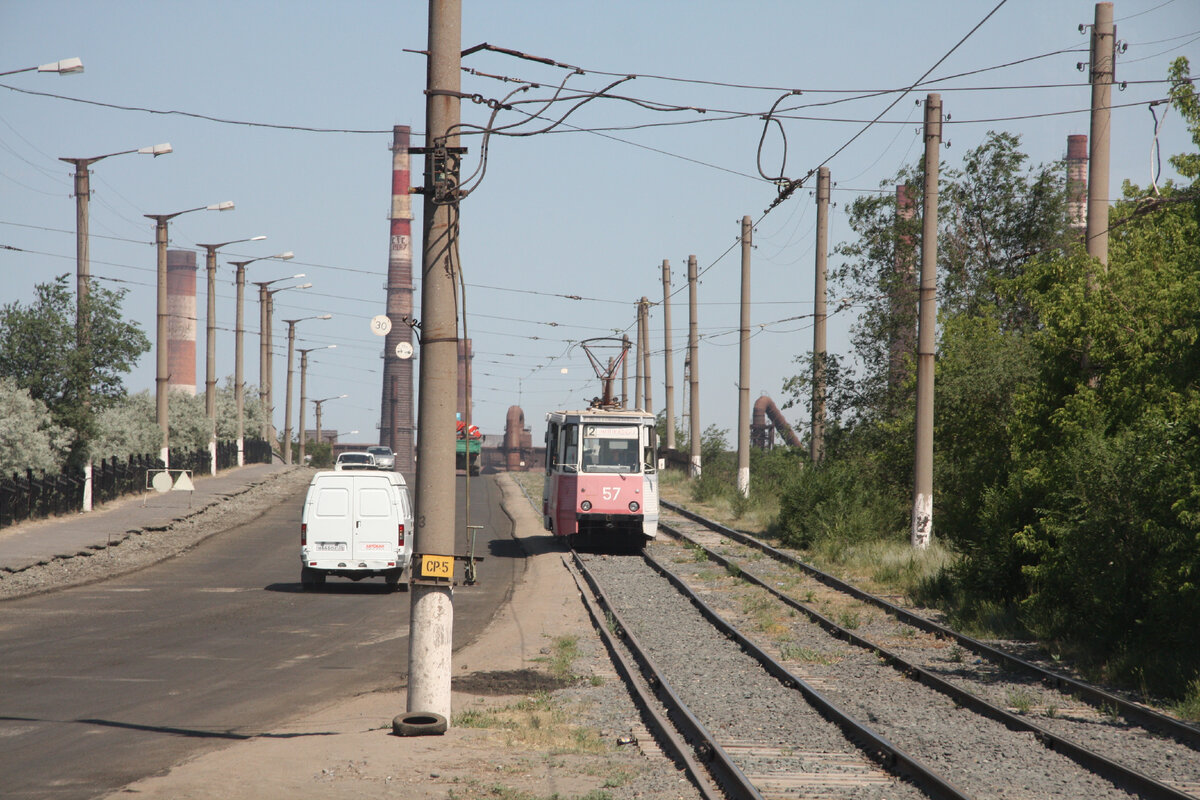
1067, 134, 1088, 230
166, 249, 197, 395
381, 125, 415, 469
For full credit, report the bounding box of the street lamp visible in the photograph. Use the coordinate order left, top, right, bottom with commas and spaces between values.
61, 144, 172, 352
229, 252, 293, 465
146, 202, 235, 467
56, 141, 169, 511
297, 346, 337, 464
282, 315, 332, 464
195, 236, 266, 474
251, 275, 308, 446
312, 394, 348, 448
0, 57, 84, 77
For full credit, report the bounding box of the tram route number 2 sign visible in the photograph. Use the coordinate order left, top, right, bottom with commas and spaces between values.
420, 554, 454, 580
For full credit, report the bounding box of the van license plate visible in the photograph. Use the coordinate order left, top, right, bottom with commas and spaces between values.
420, 554, 454, 579
315, 542, 346, 552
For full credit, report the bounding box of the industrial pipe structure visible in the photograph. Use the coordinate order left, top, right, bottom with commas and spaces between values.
750, 395, 803, 450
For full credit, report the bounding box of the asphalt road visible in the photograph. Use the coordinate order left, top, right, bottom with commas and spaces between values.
0, 473, 519, 800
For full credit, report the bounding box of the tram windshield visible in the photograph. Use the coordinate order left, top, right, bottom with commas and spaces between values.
581, 424, 641, 474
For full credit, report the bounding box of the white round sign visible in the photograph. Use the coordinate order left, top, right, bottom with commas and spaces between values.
370, 315, 392, 336
395, 341, 414, 359
152, 471, 172, 493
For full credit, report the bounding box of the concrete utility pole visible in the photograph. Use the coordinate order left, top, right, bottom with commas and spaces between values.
230, 252, 293, 465
640, 297, 652, 414
911, 94, 941, 550
283, 321, 298, 465
621, 334, 630, 408
737, 216, 752, 498
687, 254, 701, 479
258, 283, 270, 440
199, 237, 266, 475
811, 168, 830, 464
409, 0, 462, 724
1086, 1, 1114, 267
148, 203, 234, 466
661, 260, 676, 451
634, 301, 645, 409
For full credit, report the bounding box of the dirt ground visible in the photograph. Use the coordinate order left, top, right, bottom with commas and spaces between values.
101, 474, 698, 800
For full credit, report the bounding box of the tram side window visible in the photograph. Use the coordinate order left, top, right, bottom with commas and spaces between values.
644, 427, 657, 473
562, 424, 578, 472
546, 424, 559, 474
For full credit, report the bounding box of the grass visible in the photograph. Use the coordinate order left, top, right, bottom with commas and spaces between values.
448, 787, 614, 800
779, 643, 837, 664
1006, 687, 1037, 714
547, 635, 580, 682
452, 691, 609, 755
1174, 678, 1200, 722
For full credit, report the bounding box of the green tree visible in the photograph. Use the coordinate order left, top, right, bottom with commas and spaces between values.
944, 57, 1200, 693
0, 275, 149, 466
90, 391, 160, 460
0, 377, 74, 475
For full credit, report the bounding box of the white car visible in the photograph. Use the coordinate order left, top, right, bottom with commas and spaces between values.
367, 445, 396, 470
335, 451, 376, 471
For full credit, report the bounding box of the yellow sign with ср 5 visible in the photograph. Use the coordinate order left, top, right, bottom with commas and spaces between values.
420, 554, 454, 580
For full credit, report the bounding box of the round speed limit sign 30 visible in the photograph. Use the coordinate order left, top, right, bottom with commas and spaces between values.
370, 315, 392, 336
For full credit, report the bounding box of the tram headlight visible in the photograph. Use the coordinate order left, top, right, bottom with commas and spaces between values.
628, 501, 640, 513
580, 500, 592, 511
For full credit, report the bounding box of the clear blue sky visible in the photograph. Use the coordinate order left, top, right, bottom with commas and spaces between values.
2, 1, 1197, 445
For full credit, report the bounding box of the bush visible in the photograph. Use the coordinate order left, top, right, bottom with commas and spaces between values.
774, 457, 905, 549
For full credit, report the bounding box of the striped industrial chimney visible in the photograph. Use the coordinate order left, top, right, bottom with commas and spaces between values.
1067, 134, 1088, 230
380, 125, 415, 471
166, 249, 197, 395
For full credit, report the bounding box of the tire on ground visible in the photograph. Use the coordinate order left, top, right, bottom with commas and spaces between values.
392, 712, 447, 736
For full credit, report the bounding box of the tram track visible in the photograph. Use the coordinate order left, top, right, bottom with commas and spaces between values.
644, 500, 1200, 799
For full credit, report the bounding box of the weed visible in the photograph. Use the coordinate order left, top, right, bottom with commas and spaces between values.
1044, 704, 1058, 719
948, 645, 965, 663
725, 561, 742, 579
1174, 678, 1200, 722
589, 674, 604, 687
549, 635, 580, 681
1007, 687, 1036, 714
837, 609, 861, 630
780, 644, 833, 664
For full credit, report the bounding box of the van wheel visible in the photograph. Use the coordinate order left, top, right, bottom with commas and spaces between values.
301, 566, 325, 590
385, 568, 404, 592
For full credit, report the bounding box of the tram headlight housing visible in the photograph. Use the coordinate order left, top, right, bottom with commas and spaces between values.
580, 500, 592, 511
628, 501, 640, 512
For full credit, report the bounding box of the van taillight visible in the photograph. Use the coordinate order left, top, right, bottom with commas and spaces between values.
398, 523, 405, 547
301, 523, 307, 546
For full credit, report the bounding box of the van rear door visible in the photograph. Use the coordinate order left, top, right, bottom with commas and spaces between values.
309, 474, 354, 557
352, 478, 399, 562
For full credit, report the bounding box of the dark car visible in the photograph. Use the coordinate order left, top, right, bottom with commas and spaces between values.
367, 445, 396, 470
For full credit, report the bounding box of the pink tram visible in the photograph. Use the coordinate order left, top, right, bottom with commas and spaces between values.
541, 337, 659, 549
542, 408, 659, 548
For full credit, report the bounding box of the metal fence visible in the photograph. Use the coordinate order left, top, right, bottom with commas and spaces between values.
0, 439, 272, 530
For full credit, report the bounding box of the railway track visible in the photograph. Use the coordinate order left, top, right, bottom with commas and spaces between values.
565, 501, 1200, 800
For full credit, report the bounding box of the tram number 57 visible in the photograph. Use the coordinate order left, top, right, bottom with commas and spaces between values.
602, 487, 620, 501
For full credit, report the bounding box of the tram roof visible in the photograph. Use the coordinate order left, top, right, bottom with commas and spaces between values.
546, 408, 657, 424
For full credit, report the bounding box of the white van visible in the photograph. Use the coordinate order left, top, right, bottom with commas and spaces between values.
300, 470, 414, 591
